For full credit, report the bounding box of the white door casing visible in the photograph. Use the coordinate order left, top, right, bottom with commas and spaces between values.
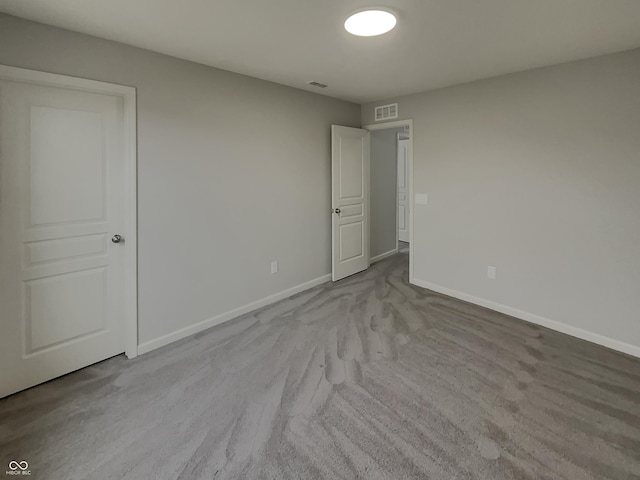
397, 136, 410, 243
331, 125, 370, 282
0, 66, 137, 398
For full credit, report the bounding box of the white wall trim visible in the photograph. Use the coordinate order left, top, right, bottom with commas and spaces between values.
363, 119, 414, 284
370, 248, 398, 264
412, 278, 640, 359
137, 273, 332, 355
0, 64, 139, 359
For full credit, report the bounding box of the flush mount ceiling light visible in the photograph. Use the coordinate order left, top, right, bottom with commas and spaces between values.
344, 10, 397, 37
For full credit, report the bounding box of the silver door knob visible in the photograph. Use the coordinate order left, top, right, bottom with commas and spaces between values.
333, 208, 341, 214
111, 234, 123, 244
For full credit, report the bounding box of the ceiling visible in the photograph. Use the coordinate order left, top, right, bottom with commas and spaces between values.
2, 0, 640, 103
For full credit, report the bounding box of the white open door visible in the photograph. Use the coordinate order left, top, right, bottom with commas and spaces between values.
0, 67, 136, 398
331, 125, 370, 281
397, 135, 410, 243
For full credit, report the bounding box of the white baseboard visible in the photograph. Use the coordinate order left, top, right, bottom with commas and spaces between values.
138, 273, 332, 355
412, 278, 640, 359
370, 248, 398, 264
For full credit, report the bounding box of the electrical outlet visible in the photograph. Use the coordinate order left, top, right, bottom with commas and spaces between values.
487, 266, 497, 280
271, 261, 278, 275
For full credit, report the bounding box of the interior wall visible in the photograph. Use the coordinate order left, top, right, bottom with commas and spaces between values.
370, 127, 404, 258
362, 48, 640, 354
0, 13, 361, 347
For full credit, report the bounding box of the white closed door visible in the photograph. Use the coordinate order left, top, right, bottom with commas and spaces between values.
0, 78, 128, 398
331, 125, 370, 281
397, 137, 410, 243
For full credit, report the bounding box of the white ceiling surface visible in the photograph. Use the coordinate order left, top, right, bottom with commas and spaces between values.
2, 0, 640, 103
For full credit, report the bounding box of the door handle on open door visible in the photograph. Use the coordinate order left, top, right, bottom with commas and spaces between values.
333, 208, 341, 214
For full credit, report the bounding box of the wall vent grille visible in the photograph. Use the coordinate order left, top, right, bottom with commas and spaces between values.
375, 103, 398, 121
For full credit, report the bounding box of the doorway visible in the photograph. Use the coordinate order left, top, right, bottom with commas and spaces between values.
330, 120, 413, 282
365, 120, 413, 278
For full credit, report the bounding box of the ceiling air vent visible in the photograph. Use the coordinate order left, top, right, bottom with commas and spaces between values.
306, 81, 328, 88
375, 103, 398, 121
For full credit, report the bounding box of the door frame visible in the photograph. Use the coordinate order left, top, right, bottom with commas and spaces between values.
363, 119, 414, 284
0, 64, 139, 358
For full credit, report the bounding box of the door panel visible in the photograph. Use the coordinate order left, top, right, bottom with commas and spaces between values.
398, 137, 410, 242
29, 106, 106, 225
339, 222, 364, 262
0, 80, 127, 398
331, 126, 370, 281
26, 268, 106, 353
338, 136, 364, 199
399, 205, 407, 231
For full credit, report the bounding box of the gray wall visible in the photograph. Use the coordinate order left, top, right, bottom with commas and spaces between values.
370, 127, 403, 258
0, 14, 360, 346
363, 48, 640, 351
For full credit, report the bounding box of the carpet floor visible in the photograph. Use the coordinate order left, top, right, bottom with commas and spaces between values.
1, 249, 639, 479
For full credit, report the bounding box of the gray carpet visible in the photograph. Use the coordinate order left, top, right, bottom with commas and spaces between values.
1, 249, 639, 479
